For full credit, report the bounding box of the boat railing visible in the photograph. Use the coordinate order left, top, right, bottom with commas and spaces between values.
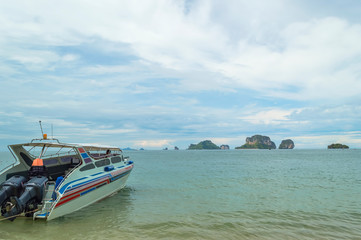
49, 160, 80, 210
64, 162, 81, 176
90, 153, 120, 160
30, 138, 60, 143
0, 146, 19, 175
0, 163, 17, 175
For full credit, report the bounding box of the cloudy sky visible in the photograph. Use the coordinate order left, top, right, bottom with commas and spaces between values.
1, 0, 361, 150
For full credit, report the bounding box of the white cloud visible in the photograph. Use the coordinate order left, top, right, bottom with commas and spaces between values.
215, 17, 361, 100
62, 54, 78, 62
133, 139, 172, 148
0, 1, 361, 149
9, 50, 59, 70
83, 65, 134, 75
239, 109, 294, 125
1, 1, 361, 101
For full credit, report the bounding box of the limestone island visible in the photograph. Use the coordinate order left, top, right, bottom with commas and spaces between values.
220, 145, 230, 150
188, 140, 220, 150
279, 139, 295, 149
236, 135, 276, 149
328, 143, 349, 149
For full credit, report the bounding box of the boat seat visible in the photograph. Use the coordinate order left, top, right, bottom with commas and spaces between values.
69, 157, 80, 168
28, 165, 49, 178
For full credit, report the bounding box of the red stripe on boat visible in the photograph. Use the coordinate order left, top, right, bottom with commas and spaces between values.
55, 179, 110, 208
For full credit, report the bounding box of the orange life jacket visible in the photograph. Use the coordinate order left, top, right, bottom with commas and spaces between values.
32, 158, 44, 166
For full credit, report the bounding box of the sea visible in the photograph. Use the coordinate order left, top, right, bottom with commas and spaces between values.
0, 149, 360, 240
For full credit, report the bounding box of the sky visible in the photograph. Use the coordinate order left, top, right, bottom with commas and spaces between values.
1, 0, 361, 150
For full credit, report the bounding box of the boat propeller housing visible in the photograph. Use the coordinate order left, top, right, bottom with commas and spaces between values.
0, 175, 27, 210
1, 176, 48, 220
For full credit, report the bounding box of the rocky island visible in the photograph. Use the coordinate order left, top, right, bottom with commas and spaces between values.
188, 140, 220, 150
279, 139, 295, 149
220, 145, 230, 150
235, 135, 276, 149
328, 143, 349, 149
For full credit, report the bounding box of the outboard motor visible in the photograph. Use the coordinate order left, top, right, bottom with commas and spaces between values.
0, 175, 27, 211
3, 176, 48, 220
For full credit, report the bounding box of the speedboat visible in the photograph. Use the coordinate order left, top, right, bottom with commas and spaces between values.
0, 134, 134, 221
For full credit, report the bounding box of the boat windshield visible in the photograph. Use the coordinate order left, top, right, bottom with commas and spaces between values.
87, 149, 122, 160
23, 145, 78, 159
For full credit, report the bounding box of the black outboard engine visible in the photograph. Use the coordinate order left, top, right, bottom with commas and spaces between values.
3, 176, 48, 220
0, 175, 27, 211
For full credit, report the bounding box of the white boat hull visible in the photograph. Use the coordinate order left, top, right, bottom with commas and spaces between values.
47, 169, 131, 220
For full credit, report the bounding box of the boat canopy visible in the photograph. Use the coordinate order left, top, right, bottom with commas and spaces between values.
9, 142, 121, 151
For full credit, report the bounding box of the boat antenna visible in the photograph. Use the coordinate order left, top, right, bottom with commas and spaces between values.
39, 120, 44, 137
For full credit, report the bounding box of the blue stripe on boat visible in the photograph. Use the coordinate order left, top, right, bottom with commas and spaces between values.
59, 177, 88, 194
90, 172, 103, 176
80, 187, 96, 196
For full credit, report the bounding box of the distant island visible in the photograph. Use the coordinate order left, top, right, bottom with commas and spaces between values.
188, 140, 220, 150
328, 143, 349, 149
122, 147, 137, 151
236, 135, 276, 149
279, 139, 295, 149
122, 147, 146, 151
220, 145, 230, 150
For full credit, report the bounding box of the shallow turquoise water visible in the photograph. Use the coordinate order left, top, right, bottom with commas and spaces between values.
0, 150, 361, 239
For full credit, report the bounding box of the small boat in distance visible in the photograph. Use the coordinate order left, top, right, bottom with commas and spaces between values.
0, 134, 134, 221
